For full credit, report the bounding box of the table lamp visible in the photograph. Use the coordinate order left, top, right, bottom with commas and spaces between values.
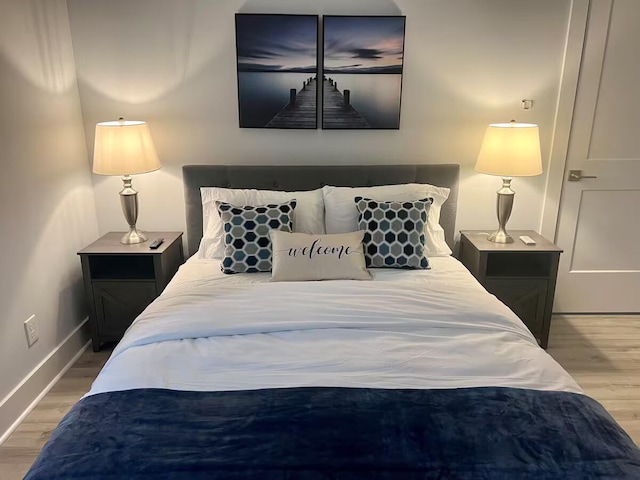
93, 118, 161, 244
475, 120, 542, 243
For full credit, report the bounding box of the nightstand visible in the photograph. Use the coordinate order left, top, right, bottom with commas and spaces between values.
457, 230, 562, 348
78, 232, 184, 351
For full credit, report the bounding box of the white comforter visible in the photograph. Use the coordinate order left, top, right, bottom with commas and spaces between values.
88, 256, 581, 396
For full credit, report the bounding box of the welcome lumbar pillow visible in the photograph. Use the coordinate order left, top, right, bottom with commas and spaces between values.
270, 230, 372, 282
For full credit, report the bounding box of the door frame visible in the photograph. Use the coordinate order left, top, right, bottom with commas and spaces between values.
540, 0, 592, 240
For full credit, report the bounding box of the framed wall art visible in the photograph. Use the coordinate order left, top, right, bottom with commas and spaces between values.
235, 14, 319, 129
322, 15, 406, 130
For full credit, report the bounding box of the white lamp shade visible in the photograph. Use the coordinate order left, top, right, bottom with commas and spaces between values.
475, 122, 543, 177
93, 120, 161, 176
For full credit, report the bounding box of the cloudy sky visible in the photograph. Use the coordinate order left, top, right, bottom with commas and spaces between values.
236, 15, 317, 72
324, 16, 405, 73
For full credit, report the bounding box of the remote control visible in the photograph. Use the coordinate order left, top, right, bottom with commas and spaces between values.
519, 235, 536, 245
149, 238, 164, 249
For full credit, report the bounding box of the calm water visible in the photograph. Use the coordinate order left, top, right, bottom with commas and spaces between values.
323, 74, 402, 129
238, 72, 316, 128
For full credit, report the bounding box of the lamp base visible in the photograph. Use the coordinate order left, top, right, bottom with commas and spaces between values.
120, 228, 147, 245
488, 227, 514, 244
488, 177, 515, 244
119, 175, 146, 244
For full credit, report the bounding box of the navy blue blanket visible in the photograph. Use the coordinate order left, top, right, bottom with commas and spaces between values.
25, 387, 640, 479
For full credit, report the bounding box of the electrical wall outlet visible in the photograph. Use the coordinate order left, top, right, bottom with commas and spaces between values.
24, 315, 39, 347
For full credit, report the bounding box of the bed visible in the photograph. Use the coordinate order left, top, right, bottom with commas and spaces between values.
26, 164, 640, 479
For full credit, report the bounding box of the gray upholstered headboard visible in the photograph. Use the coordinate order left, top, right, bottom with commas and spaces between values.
182, 164, 460, 258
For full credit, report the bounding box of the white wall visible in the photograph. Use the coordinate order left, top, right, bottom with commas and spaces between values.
66, 0, 571, 245
0, 0, 98, 434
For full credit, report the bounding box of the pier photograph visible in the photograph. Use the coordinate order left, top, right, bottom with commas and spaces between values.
235, 14, 318, 129
323, 16, 406, 129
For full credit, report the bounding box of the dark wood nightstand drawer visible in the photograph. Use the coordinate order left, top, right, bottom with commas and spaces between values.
79, 232, 184, 351
484, 278, 548, 336
93, 281, 157, 338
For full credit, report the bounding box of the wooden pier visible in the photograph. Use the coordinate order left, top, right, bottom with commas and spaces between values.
266, 77, 317, 128
322, 77, 370, 129
265, 76, 370, 129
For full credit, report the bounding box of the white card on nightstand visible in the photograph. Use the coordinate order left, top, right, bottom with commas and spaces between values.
519, 235, 536, 245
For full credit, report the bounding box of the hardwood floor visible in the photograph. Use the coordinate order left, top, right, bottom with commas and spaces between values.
547, 315, 640, 444
0, 348, 111, 479
0, 315, 638, 478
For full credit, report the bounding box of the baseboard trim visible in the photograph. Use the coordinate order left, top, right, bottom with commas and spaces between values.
0, 318, 91, 445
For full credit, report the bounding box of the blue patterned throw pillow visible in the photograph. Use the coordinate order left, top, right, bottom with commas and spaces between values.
355, 196, 433, 269
217, 200, 296, 274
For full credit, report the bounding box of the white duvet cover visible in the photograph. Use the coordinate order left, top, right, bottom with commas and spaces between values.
88, 256, 581, 397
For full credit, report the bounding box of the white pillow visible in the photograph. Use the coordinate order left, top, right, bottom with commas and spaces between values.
270, 230, 371, 282
198, 187, 324, 259
322, 184, 452, 256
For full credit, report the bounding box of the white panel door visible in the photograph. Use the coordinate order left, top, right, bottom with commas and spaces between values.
554, 0, 640, 312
